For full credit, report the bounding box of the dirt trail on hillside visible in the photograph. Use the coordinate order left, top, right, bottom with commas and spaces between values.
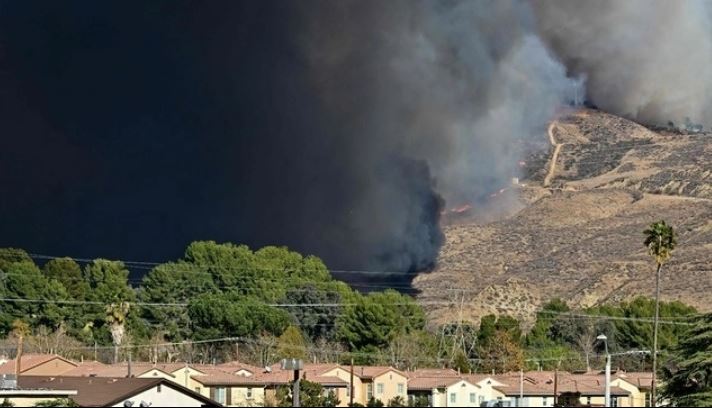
543, 121, 562, 187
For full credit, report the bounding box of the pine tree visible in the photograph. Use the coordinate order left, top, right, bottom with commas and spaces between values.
662, 314, 712, 406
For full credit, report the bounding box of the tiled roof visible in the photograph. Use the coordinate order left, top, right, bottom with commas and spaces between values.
492, 371, 632, 397
18, 376, 219, 407
353, 365, 405, 379
407, 376, 464, 390
614, 371, 654, 389
193, 368, 267, 386
0, 354, 77, 375
61, 361, 109, 377
63, 362, 188, 378
216, 360, 264, 375
406, 368, 460, 378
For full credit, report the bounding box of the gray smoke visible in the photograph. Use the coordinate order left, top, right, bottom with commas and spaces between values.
300, 0, 582, 214
532, 0, 712, 128
290, 0, 712, 278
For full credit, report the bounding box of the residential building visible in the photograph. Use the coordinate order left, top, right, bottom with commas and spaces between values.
0, 354, 78, 376
18, 375, 220, 407
352, 366, 408, 406
407, 374, 480, 407
0, 374, 77, 408
492, 371, 644, 407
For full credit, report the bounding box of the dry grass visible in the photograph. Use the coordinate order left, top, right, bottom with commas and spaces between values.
415, 109, 712, 326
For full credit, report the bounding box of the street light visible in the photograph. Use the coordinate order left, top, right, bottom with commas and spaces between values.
597, 335, 611, 408
281, 358, 304, 407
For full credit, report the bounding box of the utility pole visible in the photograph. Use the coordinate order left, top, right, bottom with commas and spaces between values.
128, 348, 133, 378
350, 358, 355, 407
597, 334, 610, 408
519, 369, 523, 407
553, 369, 558, 407
15, 333, 23, 381
293, 369, 300, 407
281, 358, 303, 408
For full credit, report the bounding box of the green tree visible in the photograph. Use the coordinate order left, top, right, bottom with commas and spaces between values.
283, 283, 350, 341
42, 258, 88, 300
409, 395, 430, 407
478, 314, 522, 346
0, 248, 32, 271
1, 398, 14, 407
83, 259, 135, 304
366, 397, 385, 407
139, 261, 217, 341
277, 325, 308, 360
662, 314, 712, 406
644, 220, 676, 406
0, 260, 69, 335
451, 349, 471, 374
79, 259, 139, 347
188, 293, 289, 340
526, 298, 570, 348
276, 380, 340, 407
337, 290, 425, 358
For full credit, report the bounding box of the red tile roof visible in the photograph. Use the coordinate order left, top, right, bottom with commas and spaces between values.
0, 354, 77, 375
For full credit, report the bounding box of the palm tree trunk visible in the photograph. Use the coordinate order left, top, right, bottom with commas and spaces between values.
651, 262, 662, 407
114, 344, 119, 364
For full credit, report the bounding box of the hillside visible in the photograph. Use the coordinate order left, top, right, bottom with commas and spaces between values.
414, 109, 712, 326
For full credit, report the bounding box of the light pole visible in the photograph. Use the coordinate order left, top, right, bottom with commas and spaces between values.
597, 334, 611, 408
281, 358, 304, 407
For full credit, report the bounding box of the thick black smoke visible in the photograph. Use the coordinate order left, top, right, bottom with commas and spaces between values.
4, 1, 702, 288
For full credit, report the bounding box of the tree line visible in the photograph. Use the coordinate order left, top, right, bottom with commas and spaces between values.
0, 240, 710, 405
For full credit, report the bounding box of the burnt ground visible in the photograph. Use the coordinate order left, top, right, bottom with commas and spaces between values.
414, 109, 712, 326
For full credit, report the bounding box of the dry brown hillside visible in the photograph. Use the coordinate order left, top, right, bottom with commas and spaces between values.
414, 109, 712, 326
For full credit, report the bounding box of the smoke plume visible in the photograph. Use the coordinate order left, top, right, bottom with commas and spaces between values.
3, 1, 708, 287
296, 0, 581, 275
532, 0, 712, 128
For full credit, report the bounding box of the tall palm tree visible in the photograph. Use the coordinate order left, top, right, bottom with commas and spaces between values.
644, 220, 676, 407
105, 302, 131, 364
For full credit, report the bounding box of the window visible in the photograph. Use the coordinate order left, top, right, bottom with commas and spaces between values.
450, 393, 456, 404
377, 383, 384, 395
542, 397, 548, 406
246, 388, 253, 399
157, 384, 162, 393
215, 387, 227, 405
612, 396, 619, 407
470, 393, 476, 403
586, 396, 591, 405
195, 387, 201, 394
346, 386, 350, 397
367, 383, 373, 400
397, 383, 404, 394
479, 396, 484, 404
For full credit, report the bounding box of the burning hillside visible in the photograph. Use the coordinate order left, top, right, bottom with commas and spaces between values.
414, 109, 712, 325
